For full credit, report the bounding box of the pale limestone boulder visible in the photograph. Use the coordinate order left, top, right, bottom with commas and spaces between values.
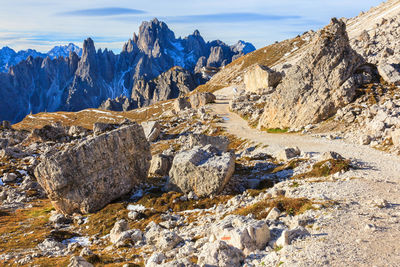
167, 145, 235, 197
276, 147, 301, 161
68, 256, 93, 267
149, 154, 173, 177
189, 92, 216, 108
378, 63, 400, 85
244, 64, 282, 93
34, 124, 151, 215
141, 121, 161, 142
197, 240, 245, 267
211, 215, 270, 252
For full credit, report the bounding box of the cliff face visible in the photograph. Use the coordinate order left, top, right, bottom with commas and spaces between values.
0, 18, 255, 123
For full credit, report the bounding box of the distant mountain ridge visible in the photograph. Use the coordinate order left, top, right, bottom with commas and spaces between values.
0, 18, 255, 123
0, 43, 82, 73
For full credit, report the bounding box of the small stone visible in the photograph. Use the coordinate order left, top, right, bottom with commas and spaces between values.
2, 173, 18, 183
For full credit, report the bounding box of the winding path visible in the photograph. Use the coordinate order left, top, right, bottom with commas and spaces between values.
211, 87, 400, 266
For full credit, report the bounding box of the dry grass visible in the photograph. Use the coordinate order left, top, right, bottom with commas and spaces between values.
0, 199, 53, 255
14, 101, 174, 132
231, 196, 314, 219
292, 159, 351, 180
82, 202, 128, 236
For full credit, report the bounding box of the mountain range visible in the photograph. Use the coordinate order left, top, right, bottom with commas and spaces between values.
0, 18, 255, 123
0, 43, 82, 73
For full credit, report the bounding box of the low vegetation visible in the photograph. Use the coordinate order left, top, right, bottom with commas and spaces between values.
231, 196, 314, 219
292, 159, 351, 180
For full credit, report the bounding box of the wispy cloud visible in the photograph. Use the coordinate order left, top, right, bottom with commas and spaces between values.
58, 7, 146, 17
162, 13, 301, 23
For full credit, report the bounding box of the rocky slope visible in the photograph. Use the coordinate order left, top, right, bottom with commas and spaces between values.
1, 1, 400, 266
0, 19, 255, 123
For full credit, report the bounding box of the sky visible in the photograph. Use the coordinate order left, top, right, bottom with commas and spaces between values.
0, 0, 384, 53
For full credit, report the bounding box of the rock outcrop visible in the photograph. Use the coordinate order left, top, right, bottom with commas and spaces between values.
168, 145, 235, 197
259, 18, 365, 129
244, 64, 282, 93
34, 124, 151, 214
99, 96, 137, 111
131, 66, 198, 108
189, 92, 216, 109
141, 121, 161, 142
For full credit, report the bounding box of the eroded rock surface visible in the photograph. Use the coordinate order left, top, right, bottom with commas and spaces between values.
34, 124, 151, 214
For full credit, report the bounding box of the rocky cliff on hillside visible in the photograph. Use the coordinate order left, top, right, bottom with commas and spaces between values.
259, 18, 366, 129
0, 19, 255, 123
131, 66, 199, 108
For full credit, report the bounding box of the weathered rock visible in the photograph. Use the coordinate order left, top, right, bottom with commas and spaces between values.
146, 253, 166, 267
187, 134, 230, 152
211, 215, 270, 252
149, 154, 173, 177
174, 97, 191, 112
37, 239, 66, 256
34, 124, 151, 215
99, 96, 137, 111
319, 151, 345, 161
49, 212, 71, 225
259, 18, 364, 129
92, 122, 118, 136
244, 64, 282, 93
141, 121, 161, 142
377, 63, 400, 85
197, 241, 245, 267
68, 256, 94, 267
131, 66, 198, 108
189, 92, 216, 108
168, 145, 235, 197
276, 227, 310, 247
68, 126, 89, 137
109, 219, 143, 245
145, 222, 183, 251
391, 129, 400, 146
276, 147, 301, 161
266, 207, 281, 221
30, 124, 68, 142
2, 121, 11, 129
0, 147, 29, 158
2, 173, 18, 183
0, 138, 8, 149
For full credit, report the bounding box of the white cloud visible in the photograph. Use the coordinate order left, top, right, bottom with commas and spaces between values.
0, 0, 384, 52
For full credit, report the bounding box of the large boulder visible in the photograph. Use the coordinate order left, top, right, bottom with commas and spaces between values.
167, 145, 235, 197
189, 92, 216, 109
34, 124, 151, 215
259, 18, 365, 129
244, 64, 282, 93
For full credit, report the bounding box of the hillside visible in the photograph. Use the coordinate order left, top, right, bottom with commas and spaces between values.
1, 1, 400, 266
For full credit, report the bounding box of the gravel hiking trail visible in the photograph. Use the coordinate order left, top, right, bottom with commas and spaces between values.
211, 87, 400, 266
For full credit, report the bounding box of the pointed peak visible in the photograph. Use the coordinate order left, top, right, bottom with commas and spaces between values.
193, 30, 201, 36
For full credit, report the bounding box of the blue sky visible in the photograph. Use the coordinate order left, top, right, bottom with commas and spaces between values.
0, 0, 384, 52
